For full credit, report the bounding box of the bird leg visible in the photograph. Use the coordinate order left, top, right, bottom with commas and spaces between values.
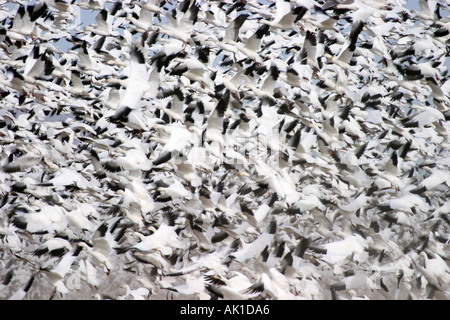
49, 287, 57, 300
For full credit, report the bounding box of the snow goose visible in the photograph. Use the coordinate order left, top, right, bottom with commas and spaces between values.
304, 6, 337, 30
401, 106, 444, 128
77, 239, 114, 275
223, 23, 270, 64
6, 3, 48, 42
21, 45, 53, 84
223, 13, 249, 43
32, 237, 72, 258
0, 67, 29, 94
330, 269, 370, 299
308, 117, 343, 153
241, 23, 270, 55
204, 271, 262, 300
157, 86, 188, 123
169, 56, 215, 94
10, 203, 68, 235
287, 127, 317, 164
43, 0, 73, 13
230, 219, 277, 263
215, 61, 249, 97
154, 5, 196, 46
115, 189, 148, 228
202, 13, 249, 57
103, 147, 152, 179
39, 166, 93, 190
64, 203, 97, 235
412, 251, 450, 298
378, 193, 431, 215
413, 0, 439, 20
337, 193, 368, 216
127, 5, 157, 33
84, 8, 119, 37
122, 174, 155, 211
40, 245, 84, 296
425, 77, 449, 109
131, 0, 164, 15
8, 275, 36, 300
2, 145, 44, 173
254, 267, 298, 300
108, 46, 158, 124
70, 41, 104, 75
117, 222, 185, 256
174, 155, 203, 188
151, 122, 194, 166
299, 30, 319, 70
157, 178, 193, 202
242, 65, 280, 103
260, 0, 308, 31
433, 20, 450, 38
334, 18, 365, 67
203, 91, 230, 157
322, 232, 369, 265
75, 0, 106, 10
253, 158, 300, 204
410, 169, 450, 195
249, 102, 285, 155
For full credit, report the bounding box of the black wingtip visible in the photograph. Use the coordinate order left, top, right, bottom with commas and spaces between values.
107, 106, 132, 124
243, 281, 265, 295
131, 45, 145, 65
115, 246, 130, 254
103, 160, 123, 172
295, 237, 310, 258
204, 274, 227, 286
267, 219, 277, 234
349, 20, 364, 47
23, 275, 35, 293
152, 151, 172, 166
410, 185, 427, 195
73, 245, 84, 256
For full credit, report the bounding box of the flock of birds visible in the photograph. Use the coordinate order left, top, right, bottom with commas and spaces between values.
0, 0, 449, 300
